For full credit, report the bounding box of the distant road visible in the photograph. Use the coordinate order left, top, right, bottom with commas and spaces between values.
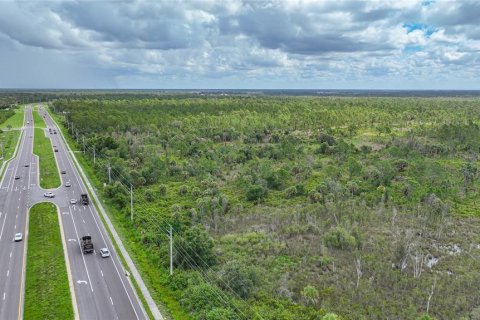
0, 106, 147, 320
35, 106, 147, 319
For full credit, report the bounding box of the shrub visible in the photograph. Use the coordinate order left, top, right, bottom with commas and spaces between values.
179, 185, 188, 196
308, 190, 323, 203
191, 187, 201, 197
284, 186, 298, 199
217, 261, 259, 299
302, 285, 319, 305
144, 189, 154, 202
324, 227, 357, 250
246, 185, 267, 202
318, 133, 336, 146
176, 225, 216, 268
159, 184, 167, 196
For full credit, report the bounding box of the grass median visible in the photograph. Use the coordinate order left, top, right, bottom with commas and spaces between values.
33, 110, 46, 128
24, 202, 74, 320
34, 127, 60, 188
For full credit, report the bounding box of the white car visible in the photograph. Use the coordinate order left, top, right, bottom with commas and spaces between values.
70, 199, 77, 205
99, 248, 110, 258
43, 192, 55, 198
14, 233, 22, 242
65, 182, 71, 187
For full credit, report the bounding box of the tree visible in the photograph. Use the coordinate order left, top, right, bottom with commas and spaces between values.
246, 184, 267, 202
176, 225, 215, 268
217, 261, 259, 299
301, 285, 319, 305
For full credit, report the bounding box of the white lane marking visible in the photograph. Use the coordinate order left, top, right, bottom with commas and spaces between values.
3, 292, 5, 300
87, 205, 141, 319
0, 212, 8, 241
68, 239, 77, 242
76, 280, 88, 285
15, 214, 17, 219
110, 296, 114, 305
82, 219, 85, 224
14, 225, 16, 230
100, 269, 104, 277
7, 270, 9, 277
62, 212, 69, 215
68, 206, 94, 292
9, 251, 12, 258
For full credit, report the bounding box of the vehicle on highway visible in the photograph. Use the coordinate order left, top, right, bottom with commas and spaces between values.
70, 199, 77, 204
14, 233, 22, 242
81, 236, 94, 254
65, 181, 71, 187
14, 175, 20, 180
100, 248, 110, 258
54, 149, 58, 152
61, 170, 66, 174
26, 121, 30, 124
43, 192, 55, 198
81, 193, 89, 205
24, 163, 29, 167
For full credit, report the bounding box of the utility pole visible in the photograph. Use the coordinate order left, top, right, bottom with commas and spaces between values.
82, 136, 85, 153
130, 184, 133, 221
93, 146, 96, 165
108, 163, 111, 184
169, 225, 173, 276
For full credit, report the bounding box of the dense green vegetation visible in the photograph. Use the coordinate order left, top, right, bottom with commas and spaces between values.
0, 107, 22, 171
51, 96, 480, 319
24, 202, 74, 320
33, 126, 60, 189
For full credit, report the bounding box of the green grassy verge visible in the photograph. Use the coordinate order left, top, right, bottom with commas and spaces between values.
0, 130, 20, 166
24, 202, 74, 320
48, 107, 187, 320
0, 108, 24, 129
33, 109, 46, 128
34, 127, 60, 188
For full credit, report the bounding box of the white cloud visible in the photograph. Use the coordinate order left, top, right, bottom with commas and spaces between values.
0, 0, 478, 88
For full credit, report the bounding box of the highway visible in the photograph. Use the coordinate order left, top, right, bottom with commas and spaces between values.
37, 106, 147, 319
0, 106, 34, 320
0, 105, 147, 319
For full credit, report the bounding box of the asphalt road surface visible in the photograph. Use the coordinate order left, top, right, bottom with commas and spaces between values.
0, 106, 147, 320
0, 106, 34, 320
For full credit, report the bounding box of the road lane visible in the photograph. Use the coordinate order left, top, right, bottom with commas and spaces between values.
37, 106, 146, 320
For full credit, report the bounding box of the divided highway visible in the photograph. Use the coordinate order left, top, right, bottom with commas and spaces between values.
0, 105, 147, 320
0, 106, 34, 320
37, 106, 147, 319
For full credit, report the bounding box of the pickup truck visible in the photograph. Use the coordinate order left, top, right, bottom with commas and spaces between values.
81, 236, 94, 254
81, 193, 89, 205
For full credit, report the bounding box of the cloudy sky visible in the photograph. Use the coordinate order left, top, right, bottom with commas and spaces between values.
0, 0, 479, 89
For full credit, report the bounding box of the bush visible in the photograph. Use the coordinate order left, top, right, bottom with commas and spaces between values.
324, 227, 357, 250
144, 189, 154, 202
179, 185, 188, 196
191, 187, 201, 197
246, 185, 267, 202
176, 225, 216, 268
159, 184, 167, 196
284, 186, 298, 199
217, 261, 259, 299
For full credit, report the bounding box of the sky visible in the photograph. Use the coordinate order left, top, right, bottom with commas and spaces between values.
0, 0, 479, 89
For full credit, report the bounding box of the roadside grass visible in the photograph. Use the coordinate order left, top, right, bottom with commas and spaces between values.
33, 110, 46, 128
0, 108, 24, 129
33, 127, 60, 188
48, 107, 187, 320
24, 202, 74, 320
0, 130, 20, 166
